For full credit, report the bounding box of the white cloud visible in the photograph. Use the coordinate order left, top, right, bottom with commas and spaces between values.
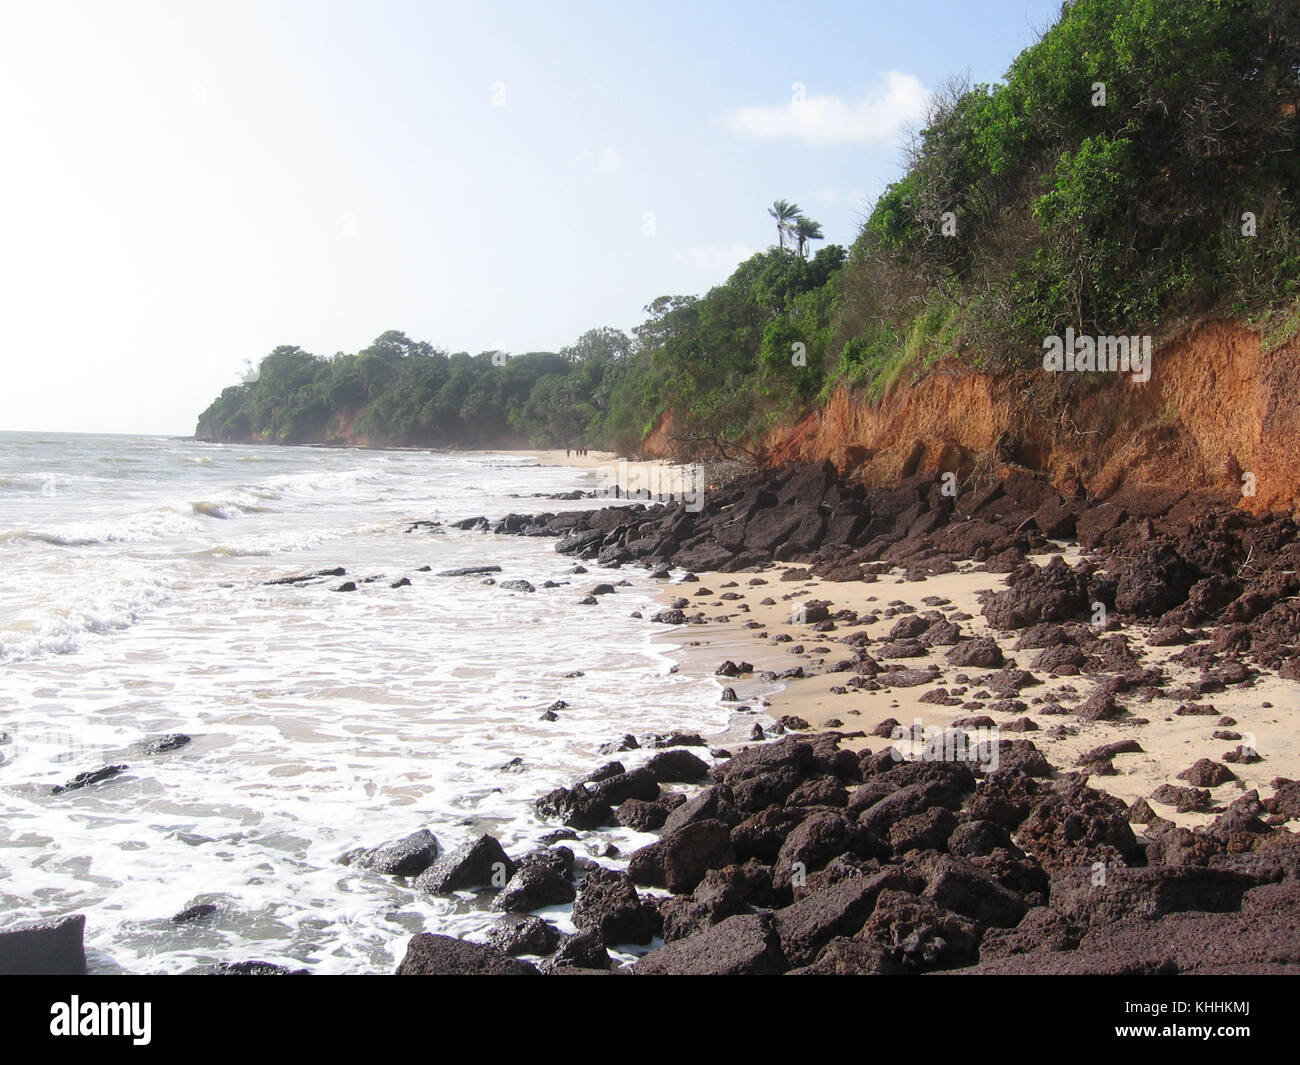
724, 72, 928, 146
675, 243, 756, 276
575, 146, 621, 175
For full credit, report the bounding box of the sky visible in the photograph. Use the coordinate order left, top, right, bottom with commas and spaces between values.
0, 0, 1063, 435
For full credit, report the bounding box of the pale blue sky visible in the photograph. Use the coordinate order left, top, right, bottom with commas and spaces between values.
0, 0, 1062, 433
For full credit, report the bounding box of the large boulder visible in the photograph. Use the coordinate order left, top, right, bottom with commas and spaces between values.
395, 934, 540, 975
859, 889, 981, 972
588, 767, 660, 806
773, 868, 923, 967
981, 558, 1088, 630
571, 868, 657, 947
1016, 780, 1140, 870
714, 737, 815, 784
494, 858, 576, 912
661, 785, 740, 835
1111, 543, 1197, 616
342, 829, 439, 877
956, 881, 1300, 974
413, 835, 515, 894
786, 937, 904, 975
731, 807, 808, 862
945, 638, 1005, 669
918, 854, 1029, 928
533, 784, 612, 830
0, 914, 86, 975
659, 820, 736, 894
632, 913, 788, 975
644, 749, 711, 784
773, 811, 877, 887
658, 865, 767, 941
546, 931, 611, 972
1048, 866, 1260, 926
485, 915, 561, 956
856, 778, 970, 837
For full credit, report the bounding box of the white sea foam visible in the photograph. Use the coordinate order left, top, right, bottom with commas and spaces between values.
0, 433, 736, 973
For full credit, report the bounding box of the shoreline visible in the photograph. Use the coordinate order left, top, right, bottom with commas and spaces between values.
409, 457, 1300, 974
13, 450, 1300, 976
649, 553, 1300, 833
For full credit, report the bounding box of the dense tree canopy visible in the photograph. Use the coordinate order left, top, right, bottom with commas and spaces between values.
198, 0, 1300, 456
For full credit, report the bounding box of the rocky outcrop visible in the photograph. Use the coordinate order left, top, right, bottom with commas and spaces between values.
395, 934, 540, 975
0, 914, 86, 975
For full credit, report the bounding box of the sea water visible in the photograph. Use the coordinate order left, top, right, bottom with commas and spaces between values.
0, 432, 729, 973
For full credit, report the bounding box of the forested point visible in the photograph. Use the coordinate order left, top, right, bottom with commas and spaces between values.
197, 0, 1300, 456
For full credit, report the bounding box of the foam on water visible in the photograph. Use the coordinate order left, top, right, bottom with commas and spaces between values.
0, 433, 730, 972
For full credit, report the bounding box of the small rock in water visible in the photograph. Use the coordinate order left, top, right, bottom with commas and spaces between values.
499, 579, 536, 593
540, 829, 579, 844
598, 734, 639, 754
335, 582, 357, 592
140, 733, 190, 755
342, 829, 441, 877
171, 903, 218, 923
52, 765, 128, 794
207, 960, 309, 976
436, 565, 502, 577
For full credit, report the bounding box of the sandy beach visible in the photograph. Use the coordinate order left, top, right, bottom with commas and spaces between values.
518, 448, 709, 504
654, 548, 1300, 833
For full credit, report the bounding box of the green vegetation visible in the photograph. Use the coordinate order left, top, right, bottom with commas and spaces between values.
198, 0, 1300, 456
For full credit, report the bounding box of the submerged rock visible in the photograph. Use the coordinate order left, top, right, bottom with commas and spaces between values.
51, 765, 128, 794
139, 734, 191, 755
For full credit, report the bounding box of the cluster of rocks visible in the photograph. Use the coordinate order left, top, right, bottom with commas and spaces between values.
466, 462, 1300, 676
374, 460, 1300, 974
337, 743, 710, 974
45, 733, 192, 796
388, 726, 1300, 975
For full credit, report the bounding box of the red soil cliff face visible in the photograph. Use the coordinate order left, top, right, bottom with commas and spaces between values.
756, 320, 1300, 514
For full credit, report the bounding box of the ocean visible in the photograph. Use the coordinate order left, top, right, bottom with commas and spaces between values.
0, 431, 733, 973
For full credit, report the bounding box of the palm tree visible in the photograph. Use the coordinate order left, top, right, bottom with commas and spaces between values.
792, 215, 824, 258
768, 199, 801, 251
